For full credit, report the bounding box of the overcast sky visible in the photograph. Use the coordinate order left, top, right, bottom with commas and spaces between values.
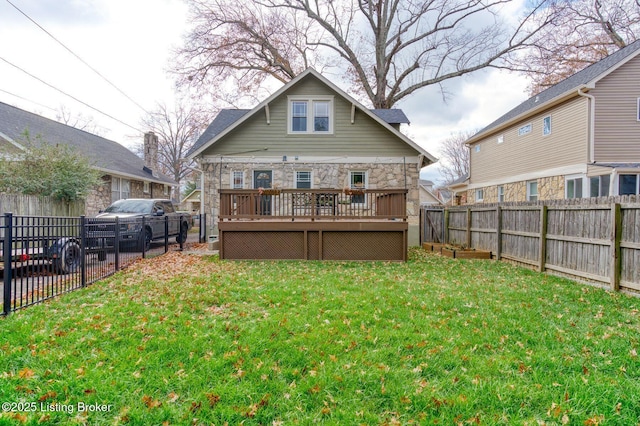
0, 0, 530, 184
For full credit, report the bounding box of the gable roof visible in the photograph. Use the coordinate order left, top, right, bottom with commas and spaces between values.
0, 101, 176, 185
187, 68, 436, 165
467, 39, 640, 144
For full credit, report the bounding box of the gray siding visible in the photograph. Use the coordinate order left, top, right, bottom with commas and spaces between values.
591, 55, 640, 162
469, 97, 589, 184
200, 75, 419, 158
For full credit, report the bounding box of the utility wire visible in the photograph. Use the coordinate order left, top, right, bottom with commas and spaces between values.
0, 56, 143, 133
4, 0, 151, 116
0, 88, 58, 113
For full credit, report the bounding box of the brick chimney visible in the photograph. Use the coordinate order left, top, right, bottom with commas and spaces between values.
143, 132, 159, 177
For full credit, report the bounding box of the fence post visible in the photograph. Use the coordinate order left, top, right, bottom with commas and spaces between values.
141, 216, 147, 259
179, 215, 184, 251
80, 215, 87, 288
538, 205, 548, 273
495, 206, 502, 260
114, 217, 120, 270
419, 207, 423, 246
202, 213, 206, 243
3, 213, 13, 316
610, 203, 622, 291
443, 209, 450, 245
466, 207, 472, 249
164, 215, 169, 253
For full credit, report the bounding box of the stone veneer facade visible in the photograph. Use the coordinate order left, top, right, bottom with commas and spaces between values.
200, 161, 421, 227
465, 175, 566, 204
84, 175, 171, 216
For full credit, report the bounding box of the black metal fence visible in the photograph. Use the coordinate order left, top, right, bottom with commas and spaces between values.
1, 212, 204, 316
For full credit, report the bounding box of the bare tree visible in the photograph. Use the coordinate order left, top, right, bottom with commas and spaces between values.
438, 130, 474, 185
138, 100, 210, 184
173, 0, 322, 107
56, 105, 106, 136
173, 0, 557, 108
510, 0, 640, 95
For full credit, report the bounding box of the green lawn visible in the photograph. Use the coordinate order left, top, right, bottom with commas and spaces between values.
1, 248, 639, 425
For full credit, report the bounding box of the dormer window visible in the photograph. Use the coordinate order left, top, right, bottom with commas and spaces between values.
288, 96, 333, 134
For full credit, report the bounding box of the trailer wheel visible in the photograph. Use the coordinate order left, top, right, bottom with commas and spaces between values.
54, 240, 81, 274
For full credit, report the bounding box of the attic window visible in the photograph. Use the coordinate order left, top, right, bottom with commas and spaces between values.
288, 96, 334, 134
518, 123, 532, 136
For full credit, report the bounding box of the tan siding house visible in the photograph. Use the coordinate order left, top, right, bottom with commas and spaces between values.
459, 40, 640, 204
187, 68, 437, 241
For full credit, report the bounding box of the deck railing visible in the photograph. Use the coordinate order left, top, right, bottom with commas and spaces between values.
219, 188, 407, 221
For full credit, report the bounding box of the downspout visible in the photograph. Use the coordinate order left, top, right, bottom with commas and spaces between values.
577, 87, 595, 164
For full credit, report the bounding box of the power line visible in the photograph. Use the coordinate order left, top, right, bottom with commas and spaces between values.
0, 56, 144, 133
4, 0, 151, 116
0, 88, 58, 113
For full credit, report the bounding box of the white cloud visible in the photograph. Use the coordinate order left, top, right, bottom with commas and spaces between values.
0, 0, 187, 147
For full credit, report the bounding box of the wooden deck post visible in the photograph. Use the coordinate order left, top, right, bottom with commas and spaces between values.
610, 203, 622, 291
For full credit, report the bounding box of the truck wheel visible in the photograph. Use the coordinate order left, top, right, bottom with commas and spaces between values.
55, 240, 81, 274
138, 228, 152, 252
176, 223, 188, 244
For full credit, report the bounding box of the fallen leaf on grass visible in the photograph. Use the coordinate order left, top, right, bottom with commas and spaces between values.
206, 393, 220, 407
38, 391, 57, 401
142, 395, 162, 409
18, 368, 35, 379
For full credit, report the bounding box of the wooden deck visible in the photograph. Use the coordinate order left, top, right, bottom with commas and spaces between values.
218, 189, 408, 261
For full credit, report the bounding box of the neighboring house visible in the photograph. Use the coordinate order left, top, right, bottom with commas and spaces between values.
181, 187, 201, 214
187, 68, 437, 236
461, 39, 640, 204
0, 101, 176, 215
418, 179, 443, 205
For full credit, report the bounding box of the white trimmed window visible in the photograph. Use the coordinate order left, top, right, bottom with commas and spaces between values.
518, 123, 532, 136
543, 116, 552, 136
288, 96, 334, 134
527, 180, 538, 201
111, 177, 130, 202
295, 171, 312, 189
350, 171, 367, 203
566, 176, 583, 199
497, 185, 504, 202
143, 181, 150, 194
619, 174, 640, 195
590, 175, 610, 197
475, 189, 484, 202
232, 171, 244, 189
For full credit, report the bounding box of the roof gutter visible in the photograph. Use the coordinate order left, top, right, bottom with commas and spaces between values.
577, 87, 595, 163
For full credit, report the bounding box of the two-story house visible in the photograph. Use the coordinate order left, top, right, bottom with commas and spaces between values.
459, 39, 640, 204
0, 101, 176, 215
187, 68, 437, 245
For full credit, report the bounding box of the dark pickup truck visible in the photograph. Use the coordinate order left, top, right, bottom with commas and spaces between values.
91, 199, 192, 252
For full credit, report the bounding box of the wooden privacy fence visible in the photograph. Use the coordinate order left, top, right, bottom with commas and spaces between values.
0, 194, 85, 217
420, 196, 640, 293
